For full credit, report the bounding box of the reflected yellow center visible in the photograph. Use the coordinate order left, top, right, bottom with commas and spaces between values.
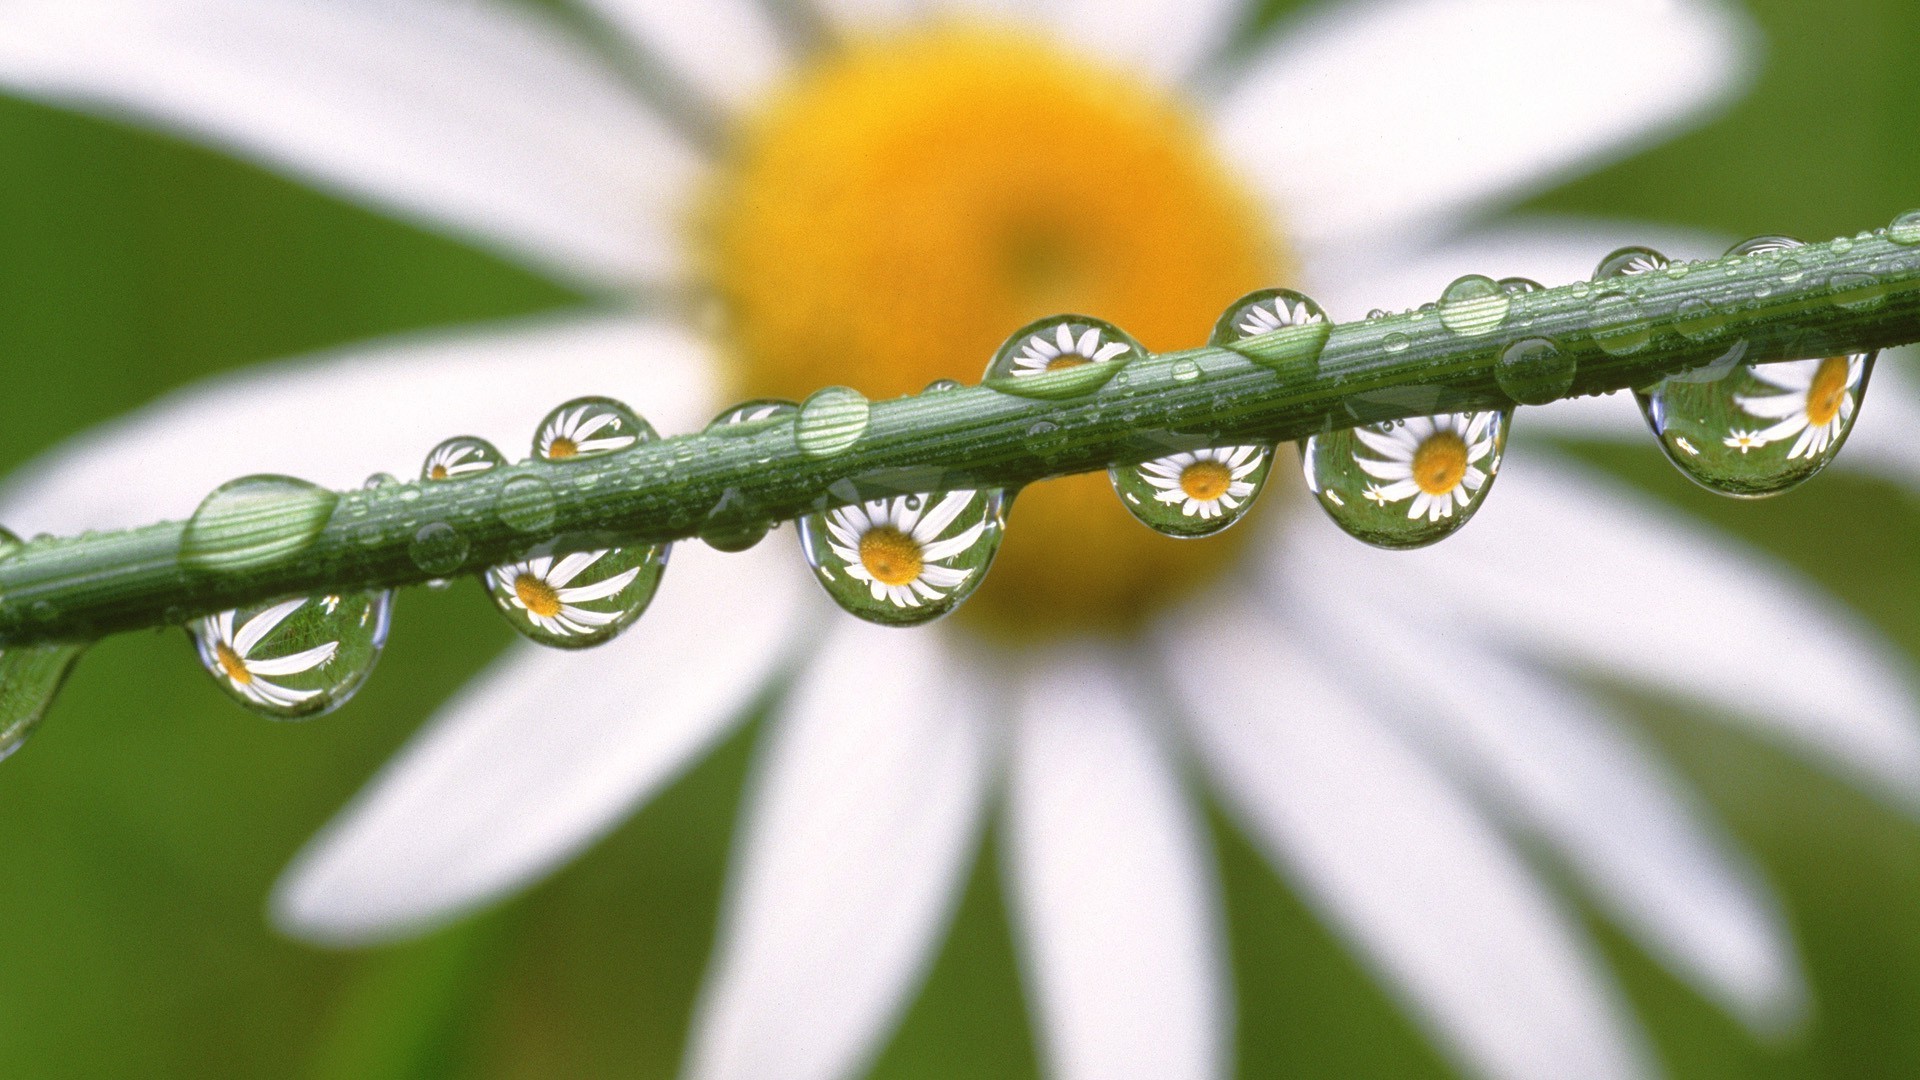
706, 27, 1286, 637
1180, 460, 1233, 501
860, 526, 925, 586
1807, 355, 1850, 427
515, 573, 564, 618
546, 438, 579, 460
1412, 433, 1469, 496
429, 464, 449, 480
214, 643, 251, 685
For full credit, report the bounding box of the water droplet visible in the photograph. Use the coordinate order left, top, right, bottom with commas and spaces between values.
1382, 332, 1411, 353
182, 475, 338, 574
495, 475, 559, 533
922, 378, 965, 393
1593, 246, 1670, 281
189, 591, 391, 719
1437, 274, 1512, 336
1498, 277, 1544, 296
709, 398, 798, 428
1635, 351, 1876, 497
1171, 359, 1201, 382
1301, 410, 1510, 549
1366, 308, 1390, 320
1830, 271, 1887, 310
1110, 445, 1273, 539
1728, 235, 1802, 259
1212, 288, 1330, 375
1590, 293, 1651, 356
363, 472, 399, 490
795, 386, 872, 457
1832, 235, 1854, 254
1888, 208, 1920, 246
485, 543, 668, 649
696, 402, 797, 552
421, 435, 505, 481
1673, 298, 1727, 341
0, 640, 84, 763
981, 315, 1143, 400
408, 521, 469, 576
1497, 338, 1576, 405
797, 489, 1007, 627
533, 397, 653, 461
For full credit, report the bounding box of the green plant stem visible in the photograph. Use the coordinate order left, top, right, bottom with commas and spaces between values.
4, 226, 1920, 647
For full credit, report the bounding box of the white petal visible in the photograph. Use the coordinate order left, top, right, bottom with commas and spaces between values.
578, 0, 789, 109
1303, 591, 1802, 1029
1029, 0, 1239, 86
1274, 452, 1920, 808
0, 315, 716, 534
0, 0, 694, 288
1159, 597, 1651, 1080
1214, 0, 1754, 259
243, 640, 340, 678
232, 596, 309, 657
271, 539, 812, 943
684, 623, 998, 1080
1005, 647, 1228, 1080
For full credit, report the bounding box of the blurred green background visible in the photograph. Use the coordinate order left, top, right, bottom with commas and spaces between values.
2, 0, 1919, 1076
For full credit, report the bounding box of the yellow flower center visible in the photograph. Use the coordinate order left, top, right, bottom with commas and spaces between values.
1180, 459, 1234, 501
546, 437, 579, 460
1048, 355, 1091, 371
705, 27, 1286, 638
515, 573, 564, 618
429, 464, 449, 480
860, 526, 925, 586
1806, 355, 1850, 427
1412, 432, 1470, 496
214, 642, 252, 685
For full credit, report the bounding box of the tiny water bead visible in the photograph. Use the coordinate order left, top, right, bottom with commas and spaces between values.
189, 591, 392, 719
1437, 274, 1511, 336
181, 474, 338, 574
1301, 410, 1510, 550
982, 315, 1143, 400
699, 400, 800, 552
535, 397, 651, 461
795, 386, 872, 458
484, 545, 667, 649
422, 435, 505, 480
1110, 446, 1273, 539
1210, 288, 1329, 375
798, 489, 1007, 628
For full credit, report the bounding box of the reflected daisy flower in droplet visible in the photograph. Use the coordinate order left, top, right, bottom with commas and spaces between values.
13, 3, 1920, 1080
824, 492, 988, 608
1723, 429, 1766, 453
1236, 294, 1325, 337
537, 402, 637, 460
422, 440, 494, 479
1010, 323, 1133, 375
1353, 412, 1500, 522
1735, 354, 1867, 460
489, 551, 640, 637
1138, 446, 1263, 520
193, 599, 339, 711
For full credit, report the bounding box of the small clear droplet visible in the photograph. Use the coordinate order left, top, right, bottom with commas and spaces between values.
710, 399, 798, 429
1728, 235, 1802, 259
922, 378, 965, 393
1636, 351, 1875, 497
189, 591, 392, 719
698, 401, 798, 552
1829, 271, 1887, 310
363, 472, 399, 490
182, 475, 338, 574
1171, 359, 1201, 382
1366, 308, 1390, 320
798, 489, 1007, 627
1111, 445, 1273, 539
1301, 410, 1510, 549
1887, 208, 1920, 246
1437, 274, 1511, 336
1593, 246, 1670, 281
496, 475, 559, 533
485, 544, 668, 649
1497, 277, 1544, 296
534, 397, 652, 461
1211, 288, 1330, 375
1673, 298, 1727, 341
795, 386, 872, 457
981, 315, 1143, 400
409, 521, 469, 576
1497, 338, 1576, 405
1382, 332, 1411, 353
422, 435, 505, 481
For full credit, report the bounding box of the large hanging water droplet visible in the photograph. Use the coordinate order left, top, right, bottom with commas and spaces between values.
795, 386, 872, 457
982, 315, 1143, 400
422, 435, 505, 480
182, 475, 338, 574
1437, 274, 1511, 336
1301, 411, 1511, 549
188, 591, 392, 719
699, 400, 797, 552
484, 545, 667, 648
534, 397, 653, 461
1111, 446, 1274, 539
1211, 288, 1329, 376
797, 489, 1007, 627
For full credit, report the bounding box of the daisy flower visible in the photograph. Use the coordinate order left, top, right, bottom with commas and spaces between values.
821, 492, 989, 608
1734, 354, 1868, 460
1010, 323, 1134, 376
191, 598, 339, 712
1138, 446, 1264, 520
488, 550, 642, 638
7, 3, 1920, 1080
1353, 412, 1500, 522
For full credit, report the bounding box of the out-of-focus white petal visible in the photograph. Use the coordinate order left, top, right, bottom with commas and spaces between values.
1213, 0, 1755, 258
1004, 646, 1228, 1080
272, 540, 814, 944
579, 0, 789, 109
1275, 452, 1920, 808
0, 0, 694, 287
0, 315, 716, 535
683, 622, 998, 1080
1296, 589, 1802, 1030
1032, 0, 1242, 86
1159, 596, 1651, 1080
